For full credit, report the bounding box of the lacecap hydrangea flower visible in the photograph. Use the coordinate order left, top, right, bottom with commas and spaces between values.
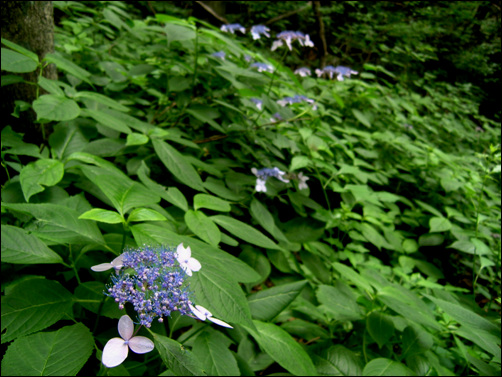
251, 167, 289, 192
250, 25, 270, 40
294, 67, 311, 77
211, 51, 226, 60
277, 95, 316, 109
250, 62, 274, 73
92, 244, 230, 330
271, 31, 314, 51
315, 65, 358, 81
221, 23, 245, 34
102, 315, 154, 368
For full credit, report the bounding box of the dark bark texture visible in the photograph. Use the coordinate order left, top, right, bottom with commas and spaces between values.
1, 1, 57, 143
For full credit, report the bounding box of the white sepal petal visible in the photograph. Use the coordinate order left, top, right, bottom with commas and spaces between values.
91, 263, 114, 272
208, 317, 234, 328
128, 336, 155, 354
187, 258, 201, 273
102, 337, 129, 368
189, 304, 207, 320
118, 315, 134, 340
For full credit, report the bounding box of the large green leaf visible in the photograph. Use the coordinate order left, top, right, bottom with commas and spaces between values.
81, 108, 132, 134
362, 358, 415, 376
153, 139, 205, 192
429, 216, 452, 232
211, 215, 280, 249
2, 202, 105, 245
1, 48, 38, 73
44, 52, 92, 85
1, 323, 93, 376
194, 194, 231, 212
316, 283, 364, 321
152, 333, 206, 376
248, 280, 308, 321
247, 320, 317, 376
1, 279, 73, 343
312, 345, 363, 376
74, 91, 129, 111
332, 262, 374, 294
185, 210, 221, 246
367, 312, 395, 349
19, 158, 65, 202
1, 225, 63, 264
33, 95, 81, 121
191, 331, 240, 376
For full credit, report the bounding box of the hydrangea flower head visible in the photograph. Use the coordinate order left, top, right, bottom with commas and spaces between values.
250, 25, 270, 40
250, 98, 263, 111
221, 23, 245, 34
277, 95, 316, 110
317, 65, 358, 81
297, 172, 310, 190
189, 304, 233, 328
294, 67, 311, 77
91, 255, 124, 272
102, 315, 154, 368
103, 244, 199, 327
271, 31, 314, 51
211, 51, 226, 60
250, 62, 274, 73
251, 167, 289, 192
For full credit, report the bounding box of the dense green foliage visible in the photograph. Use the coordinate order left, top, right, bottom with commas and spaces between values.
1, 1, 501, 376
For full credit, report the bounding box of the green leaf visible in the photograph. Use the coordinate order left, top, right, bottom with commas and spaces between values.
312, 345, 363, 376
78, 208, 124, 224
1, 225, 63, 264
191, 331, 240, 376
362, 358, 415, 376
358, 222, 386, 250
447, 238, 491, 255
152, 334, 206, 376
248, 280, 308, 321
429, 217, 452, 232
19, 158, 65, 202
2, 202, 105, 245
367, 311, 395, 349
1, 323, 93, 376
128, 208, 167, 222
81, 108, 132, 134
1, 278, 73, 343
193, 194, 231, 212
1, 48, 38, 73
32, 95, 80, 121
401, 325, 433, 358
425, 295, 499, 335
43, 52, 92, 85
1, 38, 39, 62
247, 320, 317, 376
74, 90, 129, 111
352, 109, 371, 127
316, 283, 364, 321
185, 210, 221, 246
126, 132, 149, 146
153, 139, 205, 192
250, 199, 290, 244
211, 215, 280, 249
418, 233, 444, 247
239, 247, 271, 285
332, 262, 374, 294
290, 155, 310, 171
73, 282, 122, 319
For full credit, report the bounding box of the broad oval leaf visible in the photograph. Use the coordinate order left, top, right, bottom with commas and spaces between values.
33, 94, 81, 121
185, 210, 221, 246
19, 158, 65, 202
366, 311, 395, 349
362, 358, 415, 376
1, 48, 38, 73
193, 193, 231, 212
152, 333, 206, 376
153, 139, 205, 192
429, 216, 452, 233
1, 225, 63, 264
1, 278, 73, 343
191, 331, 240, 376
1, 323, 93, 376
78, 208, 124, 224
248, 320, 317, 376
211, 215, 280, 250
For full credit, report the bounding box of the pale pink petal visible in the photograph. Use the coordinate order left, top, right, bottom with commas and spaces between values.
118, 315, 134, 340
208, 317, 234, 329
128, 336, 155, 354
91, 263, 113, 272
102, 337, 129, 368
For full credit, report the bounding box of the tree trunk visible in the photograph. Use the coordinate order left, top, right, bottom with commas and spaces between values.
1, 1, 57, 144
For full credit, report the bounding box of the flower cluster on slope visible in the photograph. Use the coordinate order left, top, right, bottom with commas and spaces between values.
277, 94, 316, 110
211, 51, 226, 60
294, 67, 312, 77
250, 25, 270, 40
251, 62, 274, 73
220, 23, 245, 34
271, 30, 314, 51
251, 167, 290, 192
315, 65, 359, 81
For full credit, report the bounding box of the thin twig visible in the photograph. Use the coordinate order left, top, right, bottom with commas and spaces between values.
195, 1, 228, 24
264, 1, 312, 25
